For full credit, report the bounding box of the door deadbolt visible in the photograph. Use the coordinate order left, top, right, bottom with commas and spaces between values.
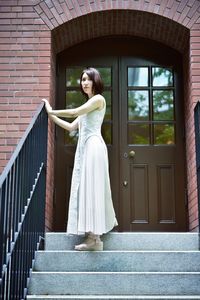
123, 180, 128, 187
124, 152, 128, 158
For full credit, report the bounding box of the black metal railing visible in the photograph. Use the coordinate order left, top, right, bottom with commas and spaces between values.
0, 103, 48, 299
194, 101, 200, 249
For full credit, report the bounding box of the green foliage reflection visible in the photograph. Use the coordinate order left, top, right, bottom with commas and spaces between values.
128, 124, 149, 145
66, 91, 83, 108
65, 91, 83, 145
102, 123, 112, 144
153, 90, 174, 121
152, 67, 173, 86
66, 68, 83, 87
98, 68, 111, 86
128, 91, 149, 120
103, 91, 112, 120
154, 124, 174, 144
66, 67, 111, 87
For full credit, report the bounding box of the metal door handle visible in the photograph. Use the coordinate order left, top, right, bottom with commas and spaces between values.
123, 180, 128, 187
129, 150, 135, 158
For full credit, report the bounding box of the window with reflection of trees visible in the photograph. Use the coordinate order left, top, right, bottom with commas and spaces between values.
65, 67, 112, 145
128, 66, 175, 145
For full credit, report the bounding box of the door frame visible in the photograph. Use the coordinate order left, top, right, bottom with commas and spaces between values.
54, 36, 188, 231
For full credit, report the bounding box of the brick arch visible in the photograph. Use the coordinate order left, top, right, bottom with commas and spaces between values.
52, 10, 189, 55
34, 0, 200, 32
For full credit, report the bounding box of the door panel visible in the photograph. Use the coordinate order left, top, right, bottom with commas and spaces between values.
120, 57, 186, 231
157, 164, 175, 223
55, 37, 187, 232
130, 164, 149, 224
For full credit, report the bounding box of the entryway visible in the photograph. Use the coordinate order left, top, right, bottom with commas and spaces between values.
54, 37, 187, 232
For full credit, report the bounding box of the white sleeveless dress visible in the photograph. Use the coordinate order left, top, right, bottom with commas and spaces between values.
66, 103, 118, 235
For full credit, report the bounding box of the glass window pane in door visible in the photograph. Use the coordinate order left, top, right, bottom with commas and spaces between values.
102, 123, 112, 145
128, 67, 148, 87
102, 90, 112, 120
66, 91, 83, 109
66, 67, 112, 87
128, 90, 149, 121
152, 67, 173, 87
153, 90, 174, 121
128, 124, 150, 145
65, 91, 82, 145
66, 68, 83, 87
154, 124, 175, 145
98, 67, 111, 86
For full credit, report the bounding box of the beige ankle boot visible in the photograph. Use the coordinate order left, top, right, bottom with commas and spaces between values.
75, 234, 103, 251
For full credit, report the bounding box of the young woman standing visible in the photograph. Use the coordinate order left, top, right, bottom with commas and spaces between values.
42, 67, 118, 251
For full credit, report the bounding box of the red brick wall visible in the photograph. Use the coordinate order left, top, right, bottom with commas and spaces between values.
0, 0, 53, 229
0, 0, 200, 231
187, 23, 200, 231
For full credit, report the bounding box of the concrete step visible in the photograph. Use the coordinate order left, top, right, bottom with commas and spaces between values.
26, 295, 200, 300
28, 272, 200, 295
45, 233, 199, 251
34, 250, 200, 272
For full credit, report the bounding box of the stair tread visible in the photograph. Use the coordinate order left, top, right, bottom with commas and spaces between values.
31, 271, 200, 274
26, 295, 200, 299
36, 250, 200, 253
46, 232, 198, 235
45, 232, 199, 251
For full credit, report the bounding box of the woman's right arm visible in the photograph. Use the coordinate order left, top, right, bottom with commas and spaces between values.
42, 98, 79, 132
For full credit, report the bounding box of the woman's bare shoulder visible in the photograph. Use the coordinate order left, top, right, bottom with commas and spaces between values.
89, 94, 105, 109
94, 94, 105, 110
92, 94, 105, 101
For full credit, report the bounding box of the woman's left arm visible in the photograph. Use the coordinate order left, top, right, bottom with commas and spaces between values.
50, 95, 105, 118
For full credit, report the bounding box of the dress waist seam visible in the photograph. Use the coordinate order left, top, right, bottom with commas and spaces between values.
84, 133, 102, 142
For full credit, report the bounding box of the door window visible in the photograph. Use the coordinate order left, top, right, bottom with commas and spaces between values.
127, 66, 175, 145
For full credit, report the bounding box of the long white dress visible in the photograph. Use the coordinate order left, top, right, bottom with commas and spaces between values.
66, 103, 118, 235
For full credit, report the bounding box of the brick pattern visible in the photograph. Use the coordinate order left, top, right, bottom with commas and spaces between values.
33, 0, 200, 30
182, 21, 200, 231
0, 1, 51, 172
0, 0, 200, 231
187, 22, 200, 231
52, 10, 189, 54
0, 0, 53, 229
45, 43, 56, 231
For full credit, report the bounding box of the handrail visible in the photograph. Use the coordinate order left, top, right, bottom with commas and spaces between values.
0, 103, 45, 186
0, 102, 48, 299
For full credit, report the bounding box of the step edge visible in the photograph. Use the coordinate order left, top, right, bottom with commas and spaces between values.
36, 250, 200, 253
26, 296, 200, 299
45, 232, 199, 235
30, 271, 200, 275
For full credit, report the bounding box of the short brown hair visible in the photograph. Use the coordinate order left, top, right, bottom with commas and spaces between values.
80, 67, 104, 99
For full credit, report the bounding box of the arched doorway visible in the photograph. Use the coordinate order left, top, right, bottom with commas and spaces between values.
54, 36, 187, 232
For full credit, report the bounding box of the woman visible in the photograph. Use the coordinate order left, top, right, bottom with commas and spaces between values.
42, 67, 118, 251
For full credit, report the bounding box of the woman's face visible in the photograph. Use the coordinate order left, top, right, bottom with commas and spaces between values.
81, 72, 93, 97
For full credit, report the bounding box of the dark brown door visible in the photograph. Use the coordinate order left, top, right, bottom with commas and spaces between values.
120, 57, 187, 231
54, 55, 120, 231
54, 37, 187, 232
